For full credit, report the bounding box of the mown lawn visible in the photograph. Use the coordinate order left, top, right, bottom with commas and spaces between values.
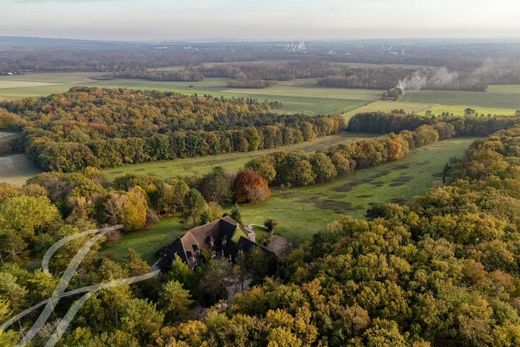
240, 137, 477, 244
100, 216, 185, 263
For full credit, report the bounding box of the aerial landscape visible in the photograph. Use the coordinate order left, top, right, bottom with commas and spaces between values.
2, 0, 520, 346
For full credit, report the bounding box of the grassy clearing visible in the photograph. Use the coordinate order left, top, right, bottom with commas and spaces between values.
0, 154, 42, 186
101, 137, 476, 263
102, 132, 374, 181
344, 101, 434, 117
100, 216, 185, 263
240, 137, 477, 244
486, 84, 520, 94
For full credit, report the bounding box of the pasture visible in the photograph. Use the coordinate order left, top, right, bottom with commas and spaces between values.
240, 137, 477, 243
401, 90, 520, 111
0, 73, 381, 115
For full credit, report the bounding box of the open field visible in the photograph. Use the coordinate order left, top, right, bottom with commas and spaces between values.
0, 154, 41, 186
402, 90, 520, 111
101, 136, 477, 263
240, 137, 477, 244
102, 132, 374, 181
345, 100, 517, 118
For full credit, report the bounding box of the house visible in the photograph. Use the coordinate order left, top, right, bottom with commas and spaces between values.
157, 216, 272, 270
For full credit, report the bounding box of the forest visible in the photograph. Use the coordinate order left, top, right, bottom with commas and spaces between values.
0, 88, 343, 172
2, 113, 520, 345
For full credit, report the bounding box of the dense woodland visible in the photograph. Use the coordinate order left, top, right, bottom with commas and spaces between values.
3, 114, 520, 345
0, 88, 343, 172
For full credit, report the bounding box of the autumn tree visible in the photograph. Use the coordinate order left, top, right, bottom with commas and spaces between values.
233, 170, 271, 203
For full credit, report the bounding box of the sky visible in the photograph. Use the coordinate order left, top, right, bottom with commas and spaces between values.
2, 0, 520, 41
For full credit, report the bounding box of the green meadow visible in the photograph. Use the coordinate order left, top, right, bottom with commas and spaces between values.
240, 137, 477, 244
102, 132, 374, 181
102, 137, 477, 263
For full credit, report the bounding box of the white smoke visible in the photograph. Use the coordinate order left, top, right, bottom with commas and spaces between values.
397, 67, 459, 92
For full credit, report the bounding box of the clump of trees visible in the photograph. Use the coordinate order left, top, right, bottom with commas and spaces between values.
0, 88, 343, 172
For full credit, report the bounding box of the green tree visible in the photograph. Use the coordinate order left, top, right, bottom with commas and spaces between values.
309, 152, 337, 183
121, 298, 164, 343
181, 188, 208, 226
159, 280, 193, 322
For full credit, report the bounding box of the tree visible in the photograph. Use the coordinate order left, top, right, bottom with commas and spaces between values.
197, 259, 234, 306
121, 186, 148, 231
309, 152, 337, 183
198, 166, 232, 204
264, 219, 277, 232
181, 188, 207, 226
169, 255, 197, 290
121, 299, 164, 343
233, 170, 271, 203
229, 203, 243, 224
159, 280, 193, 321
245, 157, 277, 183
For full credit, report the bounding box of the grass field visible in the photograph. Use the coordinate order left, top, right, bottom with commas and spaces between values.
102, 132, 374, 181
100, 216, 185, 263
101, 136, 477, 263
0, 131, 22, 143
240, 137, 477, 244
401, 90, 520, 111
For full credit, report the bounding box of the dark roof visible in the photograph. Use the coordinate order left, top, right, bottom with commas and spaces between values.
157, 216, 239, 269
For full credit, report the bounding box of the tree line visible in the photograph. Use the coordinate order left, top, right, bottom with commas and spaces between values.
102, 62, 417, 90
348, 112, 520, 136
0, 87, 343, 172
244, 121, 453, 188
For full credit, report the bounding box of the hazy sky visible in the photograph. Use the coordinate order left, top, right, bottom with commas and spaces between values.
3, 0, 520, 41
